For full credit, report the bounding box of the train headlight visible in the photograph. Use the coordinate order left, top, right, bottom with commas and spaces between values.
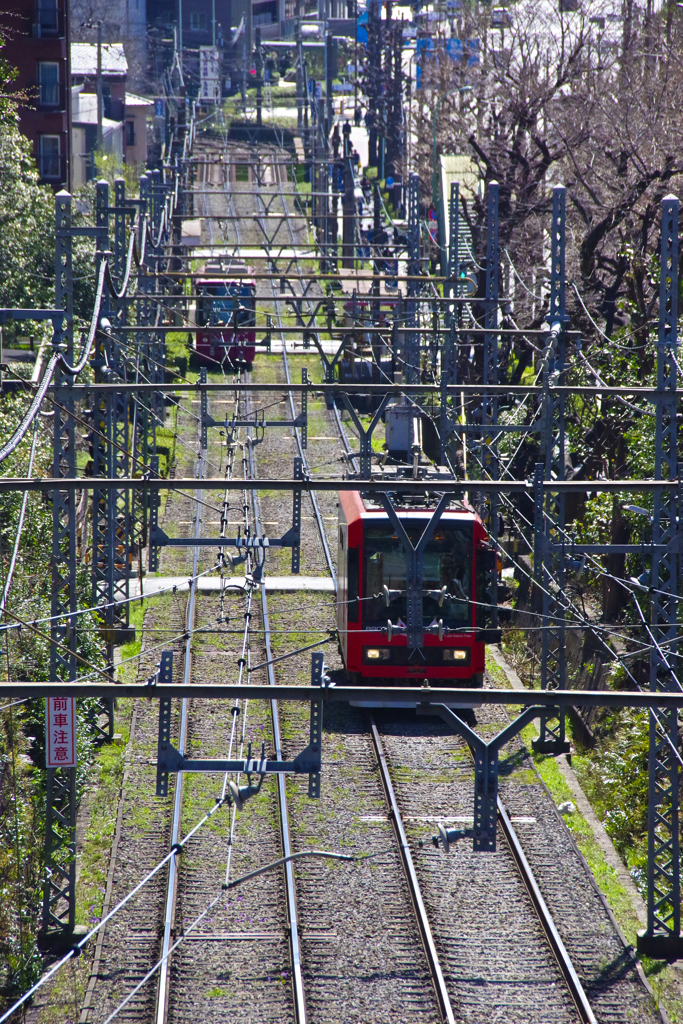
443, 648, 469, 663
364, 647, 391, 663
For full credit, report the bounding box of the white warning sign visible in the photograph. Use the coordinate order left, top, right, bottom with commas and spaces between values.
199, 46, 221, 103
46, 696, 77, 767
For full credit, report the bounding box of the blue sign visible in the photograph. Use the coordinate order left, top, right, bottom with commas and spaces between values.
415, 37, 480, 89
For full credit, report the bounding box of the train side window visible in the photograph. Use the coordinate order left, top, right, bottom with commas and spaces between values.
348, 547, 359, 621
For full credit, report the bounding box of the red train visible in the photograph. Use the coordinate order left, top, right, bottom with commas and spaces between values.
194, 275, 257, 367
337, 489, 497, 688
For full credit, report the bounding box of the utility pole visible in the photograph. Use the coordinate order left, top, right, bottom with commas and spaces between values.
81, 19, 104, 156
296, 8, 303, 132
96, 20, 103, 155
638, 193, 683, 961
325, 31, 334, 137
534, 185, 570, 756
366, 0, 380, 169
255, 27, 263, 127
44, 190, 78, 939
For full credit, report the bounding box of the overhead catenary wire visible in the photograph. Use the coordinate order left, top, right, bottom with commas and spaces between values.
0, 170, 182, 468
3, 119, 679, 1015
0, 792, 228, 1024
98, 849, 385, 1024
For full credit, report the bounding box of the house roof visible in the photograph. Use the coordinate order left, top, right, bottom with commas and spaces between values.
125, 92, 154, 108
71, 42, 128, 77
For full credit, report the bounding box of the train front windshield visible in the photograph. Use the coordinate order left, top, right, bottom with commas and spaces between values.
196, 284, 255, 328
363, 522, 472, 628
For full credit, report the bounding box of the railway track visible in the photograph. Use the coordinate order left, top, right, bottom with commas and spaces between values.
79, 135, 663, 1024
233, 140, 662, 1024
227, 146, 445, 1022
156, 393, 297, 1024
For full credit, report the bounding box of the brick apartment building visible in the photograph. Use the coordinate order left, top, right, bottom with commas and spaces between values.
4, 0, 71, 189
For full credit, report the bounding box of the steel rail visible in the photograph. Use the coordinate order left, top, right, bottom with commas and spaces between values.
154, 164, 243, 1010
156, 438, 205, 1023
369, 717, 457, 1024
298, 220, 457, 1024
267, 163, 337, 587
244, 359, 308, 1022
497, 800, 598, 1024
273, 218, 456, 1022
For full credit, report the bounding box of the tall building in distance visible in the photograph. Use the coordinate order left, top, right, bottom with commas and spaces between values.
5, 0, 72, 189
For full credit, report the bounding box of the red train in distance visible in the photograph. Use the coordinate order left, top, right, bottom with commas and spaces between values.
337, 489, 496, 689
194, 275, 257, 368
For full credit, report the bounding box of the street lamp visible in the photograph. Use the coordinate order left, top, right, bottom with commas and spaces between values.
432, 85, 472, 209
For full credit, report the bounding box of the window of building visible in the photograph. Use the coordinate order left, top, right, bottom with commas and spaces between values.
39, 135, 61, 179
36, 0, 59, 35
190, 11, 207, 30
125, 120, 135, 146
38, 62, 60, 106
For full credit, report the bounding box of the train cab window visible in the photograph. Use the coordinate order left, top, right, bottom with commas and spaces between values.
364, 522, 472, 628
196, 285, 256, 329
212, 295, 238, 325
195, 288, 212, 327
237, 294, 256, 327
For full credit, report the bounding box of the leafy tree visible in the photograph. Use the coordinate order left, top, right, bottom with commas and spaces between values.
0, 124, 55, 317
